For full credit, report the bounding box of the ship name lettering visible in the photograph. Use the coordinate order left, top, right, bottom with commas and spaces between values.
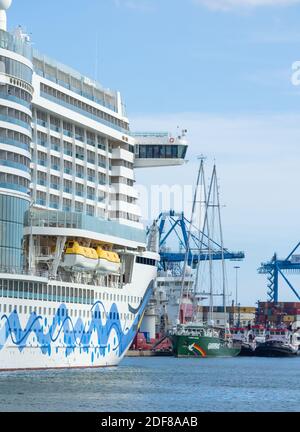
207, 343, 220, 350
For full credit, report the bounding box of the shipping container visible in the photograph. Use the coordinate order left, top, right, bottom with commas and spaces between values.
283, 315, 296, 322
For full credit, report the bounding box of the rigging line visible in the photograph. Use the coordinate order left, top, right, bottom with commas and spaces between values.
178, 157, 204, 324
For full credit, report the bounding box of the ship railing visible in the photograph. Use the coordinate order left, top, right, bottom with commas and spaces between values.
0, 266, 49, 278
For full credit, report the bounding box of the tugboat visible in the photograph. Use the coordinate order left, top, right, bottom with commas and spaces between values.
170, 159, 241, 358
231, 325, 266, 356
255, 327, 300, 357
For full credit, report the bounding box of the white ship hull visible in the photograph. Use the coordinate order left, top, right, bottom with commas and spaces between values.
0, 261, 156, 370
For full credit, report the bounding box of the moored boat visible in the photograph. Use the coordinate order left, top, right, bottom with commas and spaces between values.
255, 328, 300, 357
231, 325, 266, 356
171, 324, 241, 358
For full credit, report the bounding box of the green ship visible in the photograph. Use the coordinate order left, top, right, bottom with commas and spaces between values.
171, 324, 241, 358
169, 160, 242, 359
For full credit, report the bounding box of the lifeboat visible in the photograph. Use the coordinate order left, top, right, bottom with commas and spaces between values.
61, 241, 98, 270
95, 245, 121, 274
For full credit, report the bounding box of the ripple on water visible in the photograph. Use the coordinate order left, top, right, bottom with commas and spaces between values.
0, 357, 300, 412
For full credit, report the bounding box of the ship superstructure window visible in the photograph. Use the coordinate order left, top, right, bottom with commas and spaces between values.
37, 151, 46, 166
110, 211, 140, 223
37, 171, 46, 186
75, 126, 84, 142
0, 56, 32, 82
49, 195, 59, 209
0, 106, 31, 128
63, 179, 72, 194
50, 116, 60, 133
63, 141, 72, 156
87, 131, 96, 147
111, 159, 133, 169
50, 136, 60, 152
75, 165, 84, 179
0, 173, 29, 191
0, 84, 32, 106
75, 183, 84, 197
0, 281, 97, 305
36, 191, 46, 206
98, 156, 106, 169
36, 110, 47, 127
87, 150, 95, 165
112, 194, 136, 204
136, 257, 157, 267
75, 201, 83, 213
0, 150, 30, 170
63, 198, 71, 212
50, 156, 60, 171
37, 131, 47, 147
50, 175, 60, 190
98, 173, 106, 185
87, 187, 95, 201
63, 121, 72, 137
137, 144, 187, 160
87, 168, 95, 183
0, 128, 31, 149
111, 177, 134, 187
75, 146, 84, 161
64, 160, 72, 175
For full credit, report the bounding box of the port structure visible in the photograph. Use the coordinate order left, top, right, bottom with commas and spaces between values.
258, 242, 300, 302
154, 210, 245, 274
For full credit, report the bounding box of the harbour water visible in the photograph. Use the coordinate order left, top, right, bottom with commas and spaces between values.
0, 357, 299, 412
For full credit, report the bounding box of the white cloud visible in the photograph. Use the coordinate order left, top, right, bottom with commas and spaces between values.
193, 0, 300, 11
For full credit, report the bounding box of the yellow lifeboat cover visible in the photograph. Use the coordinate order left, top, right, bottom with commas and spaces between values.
65, 241, 98, 260
95, 246, 120, 263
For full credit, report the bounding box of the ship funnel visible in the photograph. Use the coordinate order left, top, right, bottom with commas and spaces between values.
0, 0, 12, 31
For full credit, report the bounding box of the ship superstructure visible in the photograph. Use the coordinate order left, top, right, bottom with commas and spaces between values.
0, 2, 186, 369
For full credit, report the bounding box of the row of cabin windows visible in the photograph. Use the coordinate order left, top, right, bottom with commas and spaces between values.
0, 303, 135, 322
0, 150, 30, 168
36, 131, 108, 164
0, 280, 95, 304
35, 191, 98, 216
110, 211, 140, 223
0, 280, 142, 305
136, 257, 157, 267
0, 127, 31, 147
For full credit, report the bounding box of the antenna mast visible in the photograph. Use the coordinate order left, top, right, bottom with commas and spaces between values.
0, 0, 12, 32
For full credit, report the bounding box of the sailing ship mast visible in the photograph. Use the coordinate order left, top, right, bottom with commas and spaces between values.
193, 163, 228, 327
178, 157, 204, 324
205, 164, 227, 326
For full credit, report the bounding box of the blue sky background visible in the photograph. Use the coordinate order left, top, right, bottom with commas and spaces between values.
8, 0, 300, 305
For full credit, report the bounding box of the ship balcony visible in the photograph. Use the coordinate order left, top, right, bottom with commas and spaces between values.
133, 132, 188, 168
112, 147, 134, 163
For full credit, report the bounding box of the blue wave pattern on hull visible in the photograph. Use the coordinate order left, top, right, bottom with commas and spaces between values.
0, 282, 153, 364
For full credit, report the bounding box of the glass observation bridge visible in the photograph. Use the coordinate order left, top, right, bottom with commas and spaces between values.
132, 131, 188, 168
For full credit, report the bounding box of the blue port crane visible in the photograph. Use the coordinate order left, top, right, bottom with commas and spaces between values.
258, 242, 300, 302
154, 210, 245, 273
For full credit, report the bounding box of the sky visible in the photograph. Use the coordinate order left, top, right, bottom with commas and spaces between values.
7, 0, 300, 305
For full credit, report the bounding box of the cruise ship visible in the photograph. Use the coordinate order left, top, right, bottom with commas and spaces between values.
0, 1, 187, 370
